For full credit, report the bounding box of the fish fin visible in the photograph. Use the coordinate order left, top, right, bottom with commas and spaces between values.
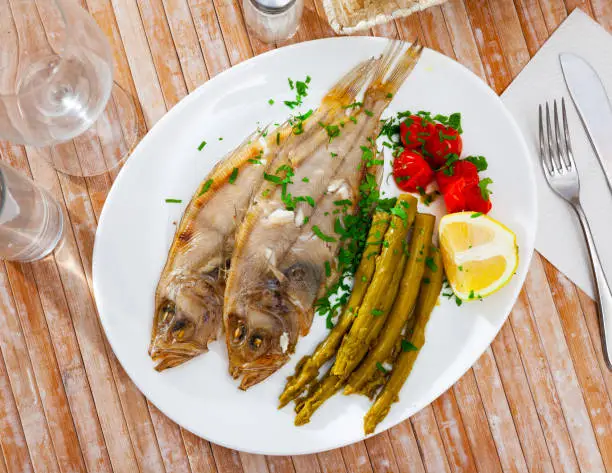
321, 58, 378, 111
365, 39, 423, 101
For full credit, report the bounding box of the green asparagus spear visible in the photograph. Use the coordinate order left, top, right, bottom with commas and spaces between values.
293, 257, 407, 424
294, 371, 342, 425
332, 195, 417, 378
345, 214, 435, 394
363, 248, 443, 434
279, 211, 391, 408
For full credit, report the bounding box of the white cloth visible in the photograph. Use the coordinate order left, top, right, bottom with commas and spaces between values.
502, 9, 612, 298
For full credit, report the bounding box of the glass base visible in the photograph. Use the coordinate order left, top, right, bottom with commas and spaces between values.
46, 82, 141, 177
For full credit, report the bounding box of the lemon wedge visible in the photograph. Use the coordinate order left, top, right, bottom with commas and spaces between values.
439, 212, 518, 301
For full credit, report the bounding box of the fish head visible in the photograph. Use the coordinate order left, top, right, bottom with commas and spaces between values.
150, 269, 224, 370
226, 262, 322, 389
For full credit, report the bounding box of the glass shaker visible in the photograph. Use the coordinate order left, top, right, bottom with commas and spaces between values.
243, 0, 304, 44
0, 162, 63, 262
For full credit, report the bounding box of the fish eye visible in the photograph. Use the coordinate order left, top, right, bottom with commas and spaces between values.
232, 323, 247, 344
172, 319, 192, 340
249, 334, 263, 350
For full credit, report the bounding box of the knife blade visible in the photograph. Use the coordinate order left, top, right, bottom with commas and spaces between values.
560, 53, 612, 194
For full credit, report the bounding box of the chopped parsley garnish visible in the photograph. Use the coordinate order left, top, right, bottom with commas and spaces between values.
423, 277, 431, 284
197, 140, 207, 151
248, 158, 262, 165
319, 121, 341, 142
276, 133, 280, 145
330, 152, 338, 158
439, 153, 460, 176
364, 109, 374, 117
228, 167, 239, 184
376, 362, 388, 373
361, 275, 368, 282
284, 76, 310, 109
303, 216, 309, 224
471, 212, 483, 218
455, 297, 463, 306
439, 130, 457, 141
334, 199, 352, 207
263, 172, 282, 184
401, 340, 419, 352
469, 290, 475, 299
433, 112, 463, 134
325, 261, 331, 278
312, 225, 336, 242
390, 205, 408, 223
343, 101, 363, 109
479, 178, 493, 200
302, 177, 310, 183
165, 198, 182, 203
198, 179, 213, 196
371, 308, 384, 316
425, 256, 438, 272
218, 137, 223, 141
466, 155, 488, 171
268, 99, 275, 105
350, 116, 358, 124
262, 188, 270, 197
386, 92, 393, 99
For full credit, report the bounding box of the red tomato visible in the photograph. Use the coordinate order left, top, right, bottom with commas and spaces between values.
435, 160, 479, 194
393, 149, 434, 193
424, 124, 463, 168
464, 185, 492, 214
399, 116, 434, 149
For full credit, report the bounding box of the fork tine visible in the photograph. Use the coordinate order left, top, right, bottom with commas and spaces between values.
539, 104, 553, 175
553, 100, 568, 171
546, 103, 560, 172
562, 98, 577, 170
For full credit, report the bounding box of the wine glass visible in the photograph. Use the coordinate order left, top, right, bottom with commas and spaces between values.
0, 0, 140, 176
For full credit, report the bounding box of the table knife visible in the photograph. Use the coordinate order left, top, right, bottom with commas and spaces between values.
560, 53, 612, 370
560, 53, 612, 194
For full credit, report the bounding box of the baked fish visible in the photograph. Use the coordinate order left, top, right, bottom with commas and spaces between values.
224, 41, 423, 389
150, 126, 291, 370
149, 57, 376, 371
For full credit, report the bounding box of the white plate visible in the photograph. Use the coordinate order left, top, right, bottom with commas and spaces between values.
93, 37, 537, 455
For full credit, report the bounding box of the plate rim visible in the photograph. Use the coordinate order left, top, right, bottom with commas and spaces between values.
93, 35, 538, 455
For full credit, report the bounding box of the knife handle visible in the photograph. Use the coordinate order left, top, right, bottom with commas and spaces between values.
574, 203, 612, 370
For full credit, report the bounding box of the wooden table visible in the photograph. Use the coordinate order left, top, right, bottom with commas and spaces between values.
1, 0, 612, 472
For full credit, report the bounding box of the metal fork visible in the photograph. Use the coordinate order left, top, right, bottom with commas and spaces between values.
539, 99, 612, 369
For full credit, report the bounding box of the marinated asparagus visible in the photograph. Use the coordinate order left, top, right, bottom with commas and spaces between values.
279, 211, 391, 408
332, 194, 418, 378
363, 248, 443, 434
345, 213, 435, 394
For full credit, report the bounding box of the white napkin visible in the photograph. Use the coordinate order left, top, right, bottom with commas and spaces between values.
502, 9, 612, 298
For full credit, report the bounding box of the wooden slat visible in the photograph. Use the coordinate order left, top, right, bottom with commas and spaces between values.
439, 0, 487, 79
541, 260, 612, 471
4, 261, 87, 473
513, 0, 551, 55
386, 422, 425, 473
471, 348, 529, 473
524, 254, 606, 473
0, 263, 60, 473
290, 455, 322, 473
487, 0, 531, 78
240, 454, 270, 473
364, 432, 401, 473
181, 429, 218, 473
341, 442, 376, 473
509, 289, 581, 473
211, 445, 244, 473
266, 456, 295, 473
463, 0, 512, 92
590, 0, 612, 32
410, 407, 451, 473
316, 450, 347, 473
212, 0, 254, 64
490, 322, 555, 473
0, 326, 33, 473
453, 371, 503, 473
432, 390, 478, 473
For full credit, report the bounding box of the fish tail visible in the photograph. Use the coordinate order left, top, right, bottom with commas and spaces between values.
322, 58, 378, 109
365, 39, 423, 101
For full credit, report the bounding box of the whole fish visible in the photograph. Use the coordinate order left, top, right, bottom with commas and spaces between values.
224, 40, 423, 389
150, 126, 291, 370
149, 58, 376, 371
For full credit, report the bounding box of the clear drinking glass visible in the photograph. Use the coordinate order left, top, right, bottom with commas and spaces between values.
0, 161, 63, 261
0, 0, 139, 177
